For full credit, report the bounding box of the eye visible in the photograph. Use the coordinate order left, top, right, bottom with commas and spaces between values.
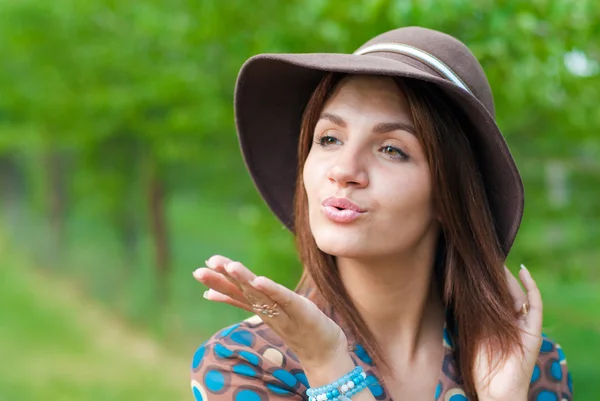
380, 145, 409, 160
315, 135, 342, 147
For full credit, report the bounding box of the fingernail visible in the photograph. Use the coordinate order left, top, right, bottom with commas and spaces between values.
520, 264, 528, 271
205, 260, 213, 268
203, 290, 210, 299
250, 277, 263, 289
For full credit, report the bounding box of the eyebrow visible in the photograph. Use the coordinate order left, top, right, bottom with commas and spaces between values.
319, 112, 416, 136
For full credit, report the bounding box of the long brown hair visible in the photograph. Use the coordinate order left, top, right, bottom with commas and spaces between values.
293, 73, 523, 400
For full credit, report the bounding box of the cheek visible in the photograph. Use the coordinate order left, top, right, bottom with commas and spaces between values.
376, 167, 433, 213
302, 153, 327, 198
302, 156, 314, 196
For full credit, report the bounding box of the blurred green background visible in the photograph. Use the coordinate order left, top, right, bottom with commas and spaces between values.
0, 0, 598, 400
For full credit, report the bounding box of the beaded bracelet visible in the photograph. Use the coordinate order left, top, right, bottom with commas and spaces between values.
306, 366, 372, 401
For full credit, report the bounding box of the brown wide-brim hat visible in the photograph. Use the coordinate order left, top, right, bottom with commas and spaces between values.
234, 26, 524, 256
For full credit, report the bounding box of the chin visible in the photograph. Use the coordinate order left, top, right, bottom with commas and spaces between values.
311, 223, 370, 258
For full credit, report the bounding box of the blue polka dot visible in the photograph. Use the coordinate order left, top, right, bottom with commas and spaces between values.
267, 383, 293, 395
568, 372, 573, 393
354, 344, 373, 365
230, 329, 254, 347
219, 324, 241, 338
239, 350, 260, 366
449, 395, 467, 401
531, 365, 541, 383
536, 390, 558, 401
205, 370, 225, 392
235, 389, 262, 401
367, 377, 384, 397
273, 369, 297, 387
434, 382, 442, 399
557, 346, 566, 363
550, 360, 563, 381
294, 371, 309, 387
232, 363, 258, 378
214, 343, 234, 358
443, 327, 454, 348
192, 346, 206, 369
540, 339, 554, 353
193, 386, 203, 401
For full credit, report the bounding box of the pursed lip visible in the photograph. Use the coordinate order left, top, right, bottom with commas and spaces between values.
321, 196, 365, 213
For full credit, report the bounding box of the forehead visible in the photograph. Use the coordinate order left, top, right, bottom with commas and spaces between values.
322, 75, 411, 117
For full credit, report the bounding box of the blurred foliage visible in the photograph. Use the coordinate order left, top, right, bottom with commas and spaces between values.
0, 0, 598, 399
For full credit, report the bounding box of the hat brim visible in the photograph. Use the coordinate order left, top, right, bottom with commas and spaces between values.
234, 53, 524, 256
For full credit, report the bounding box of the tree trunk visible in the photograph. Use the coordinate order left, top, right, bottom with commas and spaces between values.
146, 158, 170, 301
43, 149, 68, 266
0, 154, 23, 227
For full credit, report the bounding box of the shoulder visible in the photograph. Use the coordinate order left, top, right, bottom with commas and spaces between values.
190, 315, 308, 401
529, 333, 573, 400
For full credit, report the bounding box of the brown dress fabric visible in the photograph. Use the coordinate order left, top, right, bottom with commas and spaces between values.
190, 296, 572, 401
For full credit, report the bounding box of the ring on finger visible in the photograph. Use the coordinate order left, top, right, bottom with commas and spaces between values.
252, 302, 279, 318
518, 302, 529, 317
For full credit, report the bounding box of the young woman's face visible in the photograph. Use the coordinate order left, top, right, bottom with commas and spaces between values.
303, 75, 439, 259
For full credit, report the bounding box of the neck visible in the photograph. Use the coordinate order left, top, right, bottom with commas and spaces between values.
336, 245, 445, 364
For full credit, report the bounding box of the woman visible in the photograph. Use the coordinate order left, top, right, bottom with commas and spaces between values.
191, 27, 572, 401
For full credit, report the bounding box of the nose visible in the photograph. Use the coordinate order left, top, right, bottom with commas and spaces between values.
327, 147, 369, 189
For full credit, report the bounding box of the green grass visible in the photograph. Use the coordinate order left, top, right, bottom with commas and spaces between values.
1, 224, 598, 400
0, 246, 192, 401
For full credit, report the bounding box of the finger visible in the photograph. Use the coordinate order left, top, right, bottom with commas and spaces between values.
205, 255, 234, 275
519, 264, 543, 333
193, 268, 250, 307
223, 260, 257, 283
504, 265, 527, 313
206, 255, 244, 289
250, 275, 306, 317
203, 289, 254, 313
224, 261, 274, 308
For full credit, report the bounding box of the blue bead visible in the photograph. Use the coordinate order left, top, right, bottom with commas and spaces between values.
353, 377, 361, 384
332, 389, 340, 397
326, 392, 333, 399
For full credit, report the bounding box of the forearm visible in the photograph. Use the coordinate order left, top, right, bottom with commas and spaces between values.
301, 351, 377, 401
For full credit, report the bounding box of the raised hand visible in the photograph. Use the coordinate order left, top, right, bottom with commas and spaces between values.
193, 255, 351, 378
474, 264, 544, 401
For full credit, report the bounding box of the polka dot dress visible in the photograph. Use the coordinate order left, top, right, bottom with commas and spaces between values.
191, 305, 572, 401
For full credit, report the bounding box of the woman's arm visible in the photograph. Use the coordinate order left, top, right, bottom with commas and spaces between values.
192, 255, 379, 401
